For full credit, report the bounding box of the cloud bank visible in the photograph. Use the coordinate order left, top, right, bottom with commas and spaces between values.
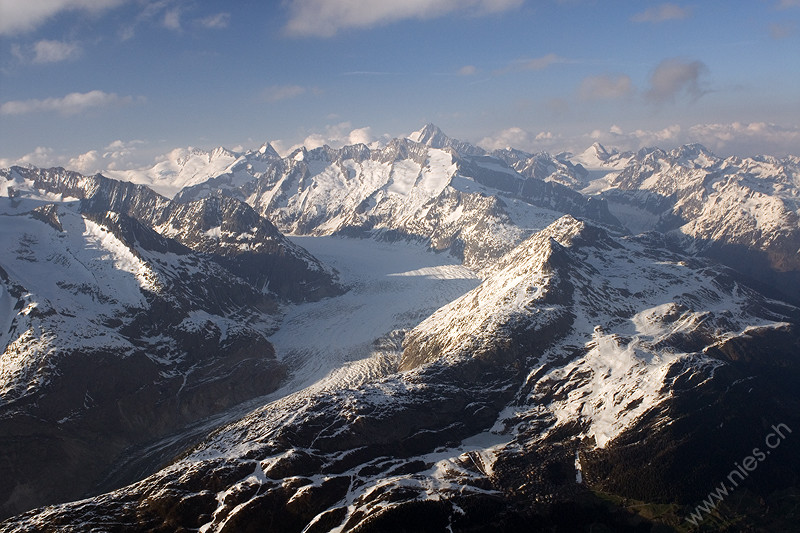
579, 74, 633, 101
0, 139, 153, 176
0, 0, 125, 35
1, 90, 137, 116
631, 3, 691, 23
300, 123, 375, 151
3, 122, 798, 179
284, 0, 523, 37
477, 122, 800, 158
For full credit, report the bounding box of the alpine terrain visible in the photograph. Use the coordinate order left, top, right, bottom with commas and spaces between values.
1, 126, 798, 532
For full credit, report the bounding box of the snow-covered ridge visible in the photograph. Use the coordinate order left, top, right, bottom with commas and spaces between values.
16, 126, 795, 285
0, 163, 344, 517
404, 215, 795, 449
0, 126, 618, 275
1, 165, 343, 302
589, 143, 800, 303
105, 145, 244, 199
160, 130, 620, 272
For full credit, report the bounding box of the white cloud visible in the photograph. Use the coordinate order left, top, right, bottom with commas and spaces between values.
631, 3, 691, 23
1, 139, 152, 174
102, 139, 145, 163
67, 150, 102, 173
120, 1, 199, 40
777, 0, 800, 8
66, 139, 146, 172
11, 44, 26, 62
347, 126, 374, 145
119, 24, 136, 41
163, 8, 181, 30
518, 53, 566, 71
645, 58, 707, 103
198, 12, 230, 29
302, 122, 375, 149
261, 85, 308, 103
270, 123, 377, 155
458, 65, 478, 76
0, 90, 138, 116
578, 74, 633, 101
284, 0, 523, 37
588, 124, 682, 151
769, 22, 795, 39
0, 146, 57, 168
475, 121, 798, 159
478, 127, 532, 150
581, 122, 800, 157
478, 127, 567, 152
687, 122, 800, 157
0, 0, 125, 36
32, 39, 81, 63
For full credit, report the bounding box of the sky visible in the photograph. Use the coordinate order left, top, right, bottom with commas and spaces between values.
0, 0, 799, 173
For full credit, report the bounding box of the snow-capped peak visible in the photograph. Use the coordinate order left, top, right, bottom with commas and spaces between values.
408, 123, 447, 146
588, 142, 611, 160
407, 124, 485, 156
670, 142, 716, 168
255, 142, 281, 159
571, 142, 629, 171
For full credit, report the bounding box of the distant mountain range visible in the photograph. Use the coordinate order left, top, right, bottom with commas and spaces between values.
1, 125, 799, 531
105, 124, 800, 303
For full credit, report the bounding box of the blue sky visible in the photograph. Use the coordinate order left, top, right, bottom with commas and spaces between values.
1, 0, 798, 172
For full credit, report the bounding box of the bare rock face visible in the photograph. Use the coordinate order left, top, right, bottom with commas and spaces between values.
6, 216, 797, 532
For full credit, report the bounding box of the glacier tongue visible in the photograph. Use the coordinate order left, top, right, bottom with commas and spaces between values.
266, 235, 480, 397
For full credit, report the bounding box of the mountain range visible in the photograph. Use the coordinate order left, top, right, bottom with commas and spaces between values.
110, 124, 800, 304
1, 125, 798, 531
